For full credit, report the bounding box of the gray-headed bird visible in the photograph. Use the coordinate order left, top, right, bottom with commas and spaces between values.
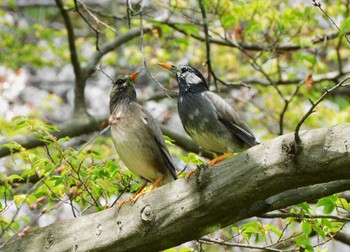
158, 63, 259, 166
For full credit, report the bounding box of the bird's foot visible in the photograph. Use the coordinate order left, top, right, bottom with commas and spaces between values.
118, 192, 145, 208
208, 152, 234, 166
117, 198, 132, 208
117, 177, 164, 208
186, 164, 207, 178
149, 176, 164, 190
117, 182, 148, 208
186, 167, 199, 178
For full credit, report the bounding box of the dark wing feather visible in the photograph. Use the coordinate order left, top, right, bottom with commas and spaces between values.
141, 108, 178, 180
203, 91, 260, 147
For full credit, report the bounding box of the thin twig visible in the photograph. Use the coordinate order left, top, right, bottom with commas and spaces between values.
278, 80, 303, 135
311, 0, 350, 44
314, 223, 346, 248
260, 212, 350, 222
199, 237, 283, 252
198, 0, 214, 87
294, 77, 350, 145
73, 0, 100, 51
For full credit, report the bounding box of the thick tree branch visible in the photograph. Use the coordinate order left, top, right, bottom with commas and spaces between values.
2, 124, 350, 252
55, 0, 86, 117
0, 116, 106, 158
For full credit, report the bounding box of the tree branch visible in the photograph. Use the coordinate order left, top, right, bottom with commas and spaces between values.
0, 116, 105, 158
82, 26, 152, 78
2, 124, 350, 252
160, 20, 349, 52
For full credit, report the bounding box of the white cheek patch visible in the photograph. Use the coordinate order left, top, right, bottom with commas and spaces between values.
183, 73, 202, 85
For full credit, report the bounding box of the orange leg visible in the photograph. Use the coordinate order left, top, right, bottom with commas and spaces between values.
118, 182, 148, 208
186, 152, 234, 178
149, 176, 164, 190
118, 176, 165, 208
131, 176, 164, 203
208, 152, 234, 166
186, 168, 199, 178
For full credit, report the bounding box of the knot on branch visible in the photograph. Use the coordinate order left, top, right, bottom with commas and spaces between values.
140, 205, 154, 223
96, 223, 103, 236
282, 138, 302, 170
195, 164, 211, 191
45, 231, 55, 250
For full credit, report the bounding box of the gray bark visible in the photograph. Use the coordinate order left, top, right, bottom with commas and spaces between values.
2, 124, 350, 252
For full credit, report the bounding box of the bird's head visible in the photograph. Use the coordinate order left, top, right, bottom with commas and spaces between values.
158, 63, 209, 94
109, 71, 139, 112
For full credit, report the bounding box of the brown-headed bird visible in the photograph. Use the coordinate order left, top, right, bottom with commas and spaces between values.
109, 71, 177, 207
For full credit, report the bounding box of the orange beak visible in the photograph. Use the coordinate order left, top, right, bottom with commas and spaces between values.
158, 63, 173, 70
158, 63, 179, 74
129, 71, 139, 80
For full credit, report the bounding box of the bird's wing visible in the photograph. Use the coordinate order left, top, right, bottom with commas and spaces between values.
203, 91, 260, 147
141, 107, 178, 180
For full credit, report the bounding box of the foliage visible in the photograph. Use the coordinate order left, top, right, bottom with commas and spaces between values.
0, 116, 135, 238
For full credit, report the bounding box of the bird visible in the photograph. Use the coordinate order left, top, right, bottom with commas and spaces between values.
158, 63, 260, 166
109, 71, 177, 207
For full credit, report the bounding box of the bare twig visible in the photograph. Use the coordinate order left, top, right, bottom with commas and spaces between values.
73, 0, 101, 51
83, 26, 152, 78
160, 19, 350, 51
311, 0, 350, 44
279, 81, 302, 135
198, 0, 214, 87
260, 212, 350, 222
294, 77, 350, 145
199, 237, 283, 252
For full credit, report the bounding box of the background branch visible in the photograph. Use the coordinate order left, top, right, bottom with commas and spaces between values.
160, 20, 348, 52
54, 0, 86, 117
0, 117, 209, 159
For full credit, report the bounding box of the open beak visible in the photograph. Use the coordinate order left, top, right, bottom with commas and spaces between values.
158, 63, 178, 74
129, 71, 139, 81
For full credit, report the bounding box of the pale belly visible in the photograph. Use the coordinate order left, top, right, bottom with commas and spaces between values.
109, 105, 175, 184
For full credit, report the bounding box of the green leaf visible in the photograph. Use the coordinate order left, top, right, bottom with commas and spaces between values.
296, 235, 313, 251
302, 221, 312, 236
2, 141, 23, 151
7, 174, 23, 183
339, 17, 350, 36
164, 135, 175, 145
317, 195, 338, 214
265, 224, 283, 237
231, 226, 239, 232
14, 194, 26, 207
222, 13, 236, 27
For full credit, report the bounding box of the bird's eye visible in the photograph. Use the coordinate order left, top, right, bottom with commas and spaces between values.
181, 67, 188, 73
114, 79, 125, 85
